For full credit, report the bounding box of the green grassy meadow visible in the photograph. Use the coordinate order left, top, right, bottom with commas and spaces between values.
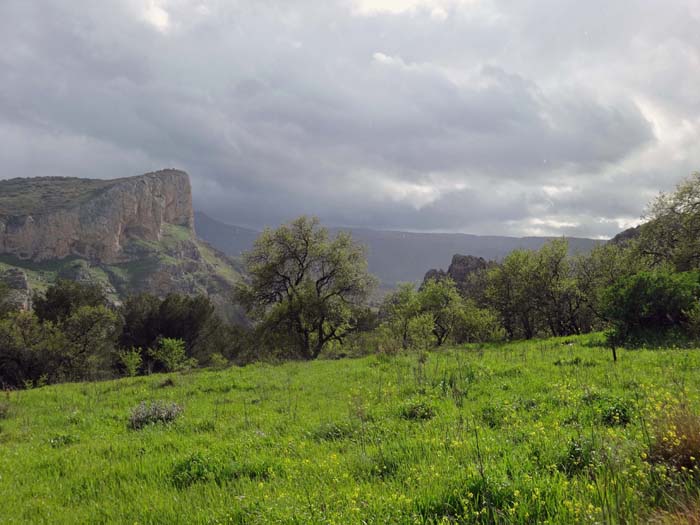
2, 335, 700, 524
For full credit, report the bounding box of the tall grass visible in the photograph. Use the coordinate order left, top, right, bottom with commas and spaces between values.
1, 334, 700, 523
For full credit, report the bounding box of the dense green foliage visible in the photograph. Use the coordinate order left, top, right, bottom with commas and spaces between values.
235, 216, 377, 360
0, 280, 231, 388
3, 335, 700, 523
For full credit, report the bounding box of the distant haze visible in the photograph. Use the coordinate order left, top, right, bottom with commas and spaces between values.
2, 1, 699, 237
195, 212, 600, 286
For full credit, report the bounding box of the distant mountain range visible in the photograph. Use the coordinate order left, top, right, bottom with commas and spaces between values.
194, 212, 602, 286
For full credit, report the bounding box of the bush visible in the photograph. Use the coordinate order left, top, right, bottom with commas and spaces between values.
118, 347, 143, 377
148, 338, 195, 373
172, 452, 219, 488
399, 399, 435, 421
407, 313, 435, 351
559, 438, 599, 476
129, 400, 183, 429
603, 270, 700, 344
649, 409, 700, 472
601, 400, 631, 427
309, 420, 358, 441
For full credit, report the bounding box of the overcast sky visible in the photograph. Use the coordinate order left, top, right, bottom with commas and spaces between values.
1, 1, 699, 238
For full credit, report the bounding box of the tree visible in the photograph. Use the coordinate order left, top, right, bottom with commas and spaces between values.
33, 279, 107, 323
60, 305, 119, 381
418, 278, 463, 346
533, 239, 584, 337
573, 242, 648, 327
486, 249, 540, 339
0, 311, 66, 388
118, 292, 230, 366
381, 283, 421, 349
602, 270, 700, 344
235, 216, 377, 359
640, 172, 700, 271
452, 300, 504, 344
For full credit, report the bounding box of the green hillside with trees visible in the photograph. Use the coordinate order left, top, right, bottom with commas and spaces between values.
4, 173, 700, 522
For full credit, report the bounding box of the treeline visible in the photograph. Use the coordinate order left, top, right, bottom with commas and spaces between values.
0, 281, 237, 388
4, 172, 700, 387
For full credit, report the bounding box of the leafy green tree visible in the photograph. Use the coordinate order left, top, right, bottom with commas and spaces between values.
33, 279, 107, 323
418, 278, 463, 346
573, 242, 649, 326
452, 300, 505, 344
533, 239, 585, 336
486, 249, 540, 339
639, 172, 700, 271
381, 283, 421, 349
119, 293, 230, 366
118, 348, 143, 377
235, 216, 377, 359
602, 270, 700, 344
119, 293, 162, 350
60, 305, 119, 381
407, 312, 435, 351
0, 311, 67, 387
147, 337, 193, 372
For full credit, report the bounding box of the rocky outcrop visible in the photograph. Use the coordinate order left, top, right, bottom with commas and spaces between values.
0, 170, 244, 322
423, 254, 497, 301
0, 268, 31, 310
0, 170, 194, 263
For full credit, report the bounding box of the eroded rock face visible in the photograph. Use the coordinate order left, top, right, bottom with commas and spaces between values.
0, 268, 31, 310
0, 170, 194, 263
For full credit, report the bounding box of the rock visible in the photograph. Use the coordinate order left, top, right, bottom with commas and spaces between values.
423, 254, 496, 301
0, 170, 244, 323
0, 268, 31, 310
0, 170, 194, 263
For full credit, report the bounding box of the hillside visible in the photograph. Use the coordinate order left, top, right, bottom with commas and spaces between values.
195, 213, 601, 286
0, 335, 696, 523
0, 171, 243, 320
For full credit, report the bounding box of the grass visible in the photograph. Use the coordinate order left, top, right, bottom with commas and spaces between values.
2, 334, 700, 523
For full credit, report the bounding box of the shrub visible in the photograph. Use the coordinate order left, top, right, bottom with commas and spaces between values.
559, 438, 599, 476
48, 433, 78, 448
172, 452, 219, 488
309, 420, 358, 441
481, 405, 504, 429
208, 353, 228, 369
407, 313, 435, 351
148, 338, 195, 373
603, 270, 700, 344
649, 410, 700, 471
129, 400, 183, 429
601, 400, 631, 427
400, 399, 435, 421
118, 347, 143, 377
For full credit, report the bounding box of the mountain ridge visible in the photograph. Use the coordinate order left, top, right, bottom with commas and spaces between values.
194, 212, 602, 286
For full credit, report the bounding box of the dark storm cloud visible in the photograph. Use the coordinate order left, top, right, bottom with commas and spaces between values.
1, 0, 698, 237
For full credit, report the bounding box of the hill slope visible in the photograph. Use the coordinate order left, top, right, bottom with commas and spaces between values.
0, 171, 243, 319
195, 214, 601, 285
0, 335, 694, 523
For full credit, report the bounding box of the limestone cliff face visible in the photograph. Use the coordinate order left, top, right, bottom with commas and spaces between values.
0, 170, 194, 263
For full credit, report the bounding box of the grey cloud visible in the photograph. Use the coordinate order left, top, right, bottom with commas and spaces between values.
1, 0, 698, 237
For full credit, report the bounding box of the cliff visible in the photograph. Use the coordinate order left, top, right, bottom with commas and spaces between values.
0, 170, 243, 322
0, 170, 194, 262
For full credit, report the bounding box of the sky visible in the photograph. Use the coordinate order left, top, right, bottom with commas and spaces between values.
1, 1, 699, 238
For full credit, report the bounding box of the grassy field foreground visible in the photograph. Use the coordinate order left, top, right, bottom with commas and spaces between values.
2, 335, 700, 524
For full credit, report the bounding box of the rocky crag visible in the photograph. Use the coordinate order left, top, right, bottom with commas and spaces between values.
423, 254, 497, 301
0, 170, 243, 321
